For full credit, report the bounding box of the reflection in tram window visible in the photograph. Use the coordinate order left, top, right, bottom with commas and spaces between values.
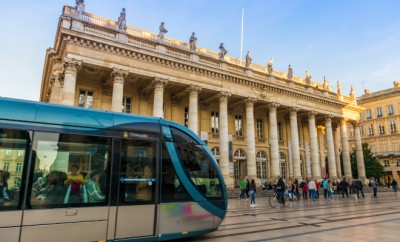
171, 128, 223, 200
119, 140, 156, 204
0, 128, 31, 210
29, 132, 111, 208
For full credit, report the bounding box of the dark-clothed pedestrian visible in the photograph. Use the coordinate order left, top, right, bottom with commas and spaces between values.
355, 179, 365, 198
339, 178, 349, 199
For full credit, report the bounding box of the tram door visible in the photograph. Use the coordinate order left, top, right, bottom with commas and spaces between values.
112, 139, 158, 239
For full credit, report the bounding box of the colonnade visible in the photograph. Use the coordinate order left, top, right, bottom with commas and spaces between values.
57, 57, 366, 186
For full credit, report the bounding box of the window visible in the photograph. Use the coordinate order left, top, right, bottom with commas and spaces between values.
256, 119, 264, 139
15, 163, 22, 173
279, 153, 286, 179
211, 147, 220, 164
17, 150, 24, 157
184, 107, 189, 127
370, 144, 375, 153
376, 107, 382, 117
211, 111, 219, 134
351, 146, 356, 152
379, 123, 385, 135
5, 149, 12, 157
123, 97, 131, 113
78, 90, 93, 108
388, 105, 394, 116
390, 120, 397, 133
393, 141, 398, 153
0, 129, 30, 211
349, 127, 354, 138
366, 109, 372, 119
360, 111, 364, 120
256, 151, 267, 180
359, 125, 364, 136
397, 160, 400, 167
369, 124, 374, 136
278, 122, 283, 141
381, 144, 387, 153
29, 132, 111, 209
172, 128, 223, 200
235, 115, 243, 137
3, 162, 10, 171
384, 160, 390, 167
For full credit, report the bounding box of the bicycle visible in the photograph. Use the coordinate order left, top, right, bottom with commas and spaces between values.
269, 190, 286, 208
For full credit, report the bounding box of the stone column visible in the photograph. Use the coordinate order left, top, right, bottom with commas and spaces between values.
268, 103, 280, 179
341, 119, 352, 179
152, 78, 168, 118
219, 92, 231, 187
308, 111, 321, 179
290, 108, 301, 180
325, 116, 337, 179
111, 68, 128, 112
187, 85, 202, 135
245, 97, 257, 179
318, 126, 326, 176
61, 58, 82, 106
305, 143, 312, 178
333, 124, 343, 178
354, 121, 367, 179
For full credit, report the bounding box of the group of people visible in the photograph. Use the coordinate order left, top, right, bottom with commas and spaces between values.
240, 175, 384, 208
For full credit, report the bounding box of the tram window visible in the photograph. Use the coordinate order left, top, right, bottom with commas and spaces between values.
170, 128, 199, 144
119, 140, 157, 204
172, 129, 223, 200
29, 132, 111, 208
161, 143, 191, 202
0, 128, 31, 210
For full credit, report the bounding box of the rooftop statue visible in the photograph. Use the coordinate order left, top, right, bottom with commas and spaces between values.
189, 32, 197, 51
305, 70, 311, 83
267, 58, 273, 74
350, 85, 355, 99
323, 76, 328, 89
158, 22, 168, 42
219, 43, 227, 60
287, 65, 293, 80
75, 0, 85, 18
245, 51, 252, 68
117, 8, 127, 31
337, 81, 342, 95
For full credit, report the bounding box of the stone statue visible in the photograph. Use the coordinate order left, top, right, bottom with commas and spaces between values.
219, 43, 227, 60
189, 32, 197, 51
267, 58, 273, 74
245, 51, 252, 68
305, 70, 311, 83
323, 76, 328, 89
158, 22, 168, 42
287, 64, 293, 80
75, 0, 85, 18
117, 8, 127, 31
337, 81, 342, 94
350, 85, 355, 99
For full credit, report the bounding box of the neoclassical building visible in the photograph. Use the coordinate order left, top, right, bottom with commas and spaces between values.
40, 4, 365, 187
349, 82, 400, 183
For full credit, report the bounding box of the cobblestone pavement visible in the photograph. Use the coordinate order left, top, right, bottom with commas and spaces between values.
183, 192, 400, 242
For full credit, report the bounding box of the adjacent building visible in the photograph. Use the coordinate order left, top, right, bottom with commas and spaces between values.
38, 4, 365, 187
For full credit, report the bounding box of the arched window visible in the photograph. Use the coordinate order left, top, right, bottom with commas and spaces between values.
256, 151, 268, 180
211, 147, 220, 164
279, 152, 287, 180
234, 149, 246, 160
234, 149, 246, 183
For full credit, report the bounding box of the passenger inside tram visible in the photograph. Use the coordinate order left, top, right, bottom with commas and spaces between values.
0, 171, 12, 204
86, 172, 105, 203
136, 164, 153, 201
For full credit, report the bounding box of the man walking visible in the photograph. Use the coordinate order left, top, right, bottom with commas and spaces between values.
308, 179, 317, 201
239, 177, 247, 199
276, 176, 286, 206
339, 178, 349, 199
355, 178, 365, 198
322, 178, 328, 200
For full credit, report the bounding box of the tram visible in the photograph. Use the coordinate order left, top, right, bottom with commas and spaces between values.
0, 97, 227, 242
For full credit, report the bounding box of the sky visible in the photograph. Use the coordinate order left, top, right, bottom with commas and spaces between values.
1, 0, 400, 101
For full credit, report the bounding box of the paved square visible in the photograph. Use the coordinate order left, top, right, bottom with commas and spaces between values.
185, 192, 400, 241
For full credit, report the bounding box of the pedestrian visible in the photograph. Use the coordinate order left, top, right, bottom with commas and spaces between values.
245, 178, 250, 198
250, 179, 257, 207
302, 181, 308, 199
275, 175, 286, 206
322, 178, 328, 200
391, 179, 398, 192
339, 178, 349, 199
315, 180, 320, 199
370, 179, 378, 198
239, 177, 247, 199
355, 178, 365, 198
308, 179, 317, 201
327, 180, 333, 200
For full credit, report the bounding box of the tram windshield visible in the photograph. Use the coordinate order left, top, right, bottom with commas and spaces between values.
171, 128, 223, 200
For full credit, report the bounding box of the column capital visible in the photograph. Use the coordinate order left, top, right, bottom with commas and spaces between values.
58, 72, 65, 87
153, 77, 168, 90
349, 119, 360, 126
268, 102, 280, 111
340, 118, 349, 125
186, 85, 202, 97
289, 107, 300, 116
245, 97, 257, 108
324, 114, 335, 122
63, 57, 82, 75
111, 68, 129, 85
308, 111, 318, 119
218, 91, 231, 103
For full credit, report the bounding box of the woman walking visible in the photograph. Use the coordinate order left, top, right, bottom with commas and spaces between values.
250, 179, 257, 207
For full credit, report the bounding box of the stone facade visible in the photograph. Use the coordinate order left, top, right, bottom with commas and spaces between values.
349, 82, 400, 184
40, 5, 364, 187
